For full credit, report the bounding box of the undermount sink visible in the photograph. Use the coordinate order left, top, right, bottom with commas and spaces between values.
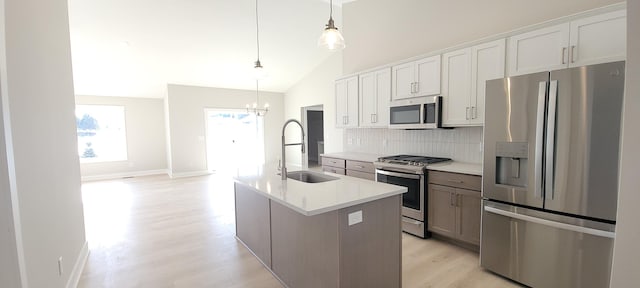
287, 171, 339, 183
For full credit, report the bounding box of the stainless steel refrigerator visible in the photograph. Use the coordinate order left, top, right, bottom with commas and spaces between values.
481, 61, 625, 288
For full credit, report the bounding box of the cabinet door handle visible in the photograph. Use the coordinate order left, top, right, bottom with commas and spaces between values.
410, 82, 415, 93
466, 107, 470, 120
450, 193, 456, 206
570, 45, 576, 63
457, 194, 461, 207
371, 114, 375, 123
561, 47, 567, 64
472, 106, 477, 119
355, 165, 364, 169
447, 179, 464, 184
414, 82, 419, 93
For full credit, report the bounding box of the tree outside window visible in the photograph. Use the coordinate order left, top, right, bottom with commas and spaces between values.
76, 105, 127, 163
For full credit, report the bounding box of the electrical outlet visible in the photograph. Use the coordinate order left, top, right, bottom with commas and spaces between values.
348, 210, 363, 226
57, 257, 63, 276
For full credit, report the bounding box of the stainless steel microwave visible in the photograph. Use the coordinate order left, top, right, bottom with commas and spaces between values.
389, 96, 442, 129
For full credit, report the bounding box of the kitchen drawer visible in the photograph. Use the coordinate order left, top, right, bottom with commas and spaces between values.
428, 170, 481, 191
346, 160, 375, 174
346, 170, 375, 181
323, 166, 346, 175
322, 157, 346, 168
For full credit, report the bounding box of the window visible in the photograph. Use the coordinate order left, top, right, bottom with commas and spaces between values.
76, 105, 127, 163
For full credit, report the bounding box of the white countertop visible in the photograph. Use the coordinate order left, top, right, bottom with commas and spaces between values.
320, 152, 382, 163
427, 162, 483, 176
233, 164, 406, 216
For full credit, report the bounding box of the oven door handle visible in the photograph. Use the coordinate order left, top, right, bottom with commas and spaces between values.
375, 169, 422, 179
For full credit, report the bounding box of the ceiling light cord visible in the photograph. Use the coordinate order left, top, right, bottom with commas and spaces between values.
255, 0, 260, 63
247, 0, 268, 117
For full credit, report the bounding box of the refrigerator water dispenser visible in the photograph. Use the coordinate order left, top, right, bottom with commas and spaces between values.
495, 142, 528, 188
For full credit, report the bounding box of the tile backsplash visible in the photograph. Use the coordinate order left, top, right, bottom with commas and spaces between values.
343, 127, 483, 164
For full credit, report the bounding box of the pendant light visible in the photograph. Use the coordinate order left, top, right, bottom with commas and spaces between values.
318, 0, 345, 50
246, 0, 269, 116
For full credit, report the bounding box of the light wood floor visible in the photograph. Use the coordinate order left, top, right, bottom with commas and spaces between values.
78, 174, 521, 288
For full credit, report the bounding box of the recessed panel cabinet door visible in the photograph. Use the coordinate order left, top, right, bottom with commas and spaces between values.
428, 184, 457, 238
359, 68, 390, 127
415, 55, 441, 97
391, 62, 415, 101
442, 48, 472, 126
335, 76, 359, 128
470, 38, 506, 125
508, 24, 570, 76
569, 10, 626, 67
456, 188, 481, 245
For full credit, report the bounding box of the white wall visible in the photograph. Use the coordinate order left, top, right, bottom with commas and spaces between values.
166, 84, 284, 176
0, 58, 21, 288
75, 95, 168, 180
1, 0, 87, 287
610, 0, 640, 286
284, 53, 343, 165
344, 127, 483, 163
342, 0, 623, 74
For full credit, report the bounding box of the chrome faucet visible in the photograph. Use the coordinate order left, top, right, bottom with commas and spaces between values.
281, 119, 305, 180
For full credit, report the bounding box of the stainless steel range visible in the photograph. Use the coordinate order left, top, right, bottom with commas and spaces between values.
373, 155, 451, 238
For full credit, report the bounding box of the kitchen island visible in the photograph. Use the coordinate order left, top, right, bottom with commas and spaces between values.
233, 164, 406, 288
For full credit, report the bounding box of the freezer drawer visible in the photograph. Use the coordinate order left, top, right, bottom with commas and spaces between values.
480, 200, 615, 288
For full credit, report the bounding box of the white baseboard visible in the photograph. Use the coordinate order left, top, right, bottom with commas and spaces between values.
66, 241, 89, 288
170, 170, 211, 179
81, 169, 168, 182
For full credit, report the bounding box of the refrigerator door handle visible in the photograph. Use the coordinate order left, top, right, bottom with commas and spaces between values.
535, 81, 547, 199
545, 80, 558, 200
484, 206, 615, 239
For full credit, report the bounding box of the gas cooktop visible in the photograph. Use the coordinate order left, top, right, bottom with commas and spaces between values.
376, 154, 451, 167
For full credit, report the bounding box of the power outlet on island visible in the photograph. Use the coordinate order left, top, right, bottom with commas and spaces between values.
348, 210, 363, 226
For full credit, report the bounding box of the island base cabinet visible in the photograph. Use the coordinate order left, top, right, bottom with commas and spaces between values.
338, 196, 402, 288
271, 202, 340, 288
234, 183, 272, 267
271, 195, 401, 288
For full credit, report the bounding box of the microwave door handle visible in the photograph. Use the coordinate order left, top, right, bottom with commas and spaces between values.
545, 80, 558, 200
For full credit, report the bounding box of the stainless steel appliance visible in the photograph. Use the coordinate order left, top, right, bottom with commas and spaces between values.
389, 96, 442, 129
481, 61, 625, 288
374, 155, 451, 238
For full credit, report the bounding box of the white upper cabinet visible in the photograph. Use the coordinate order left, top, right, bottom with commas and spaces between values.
335, 76, 359, 128
442, 48, 472, 126
569, 10, 626, 66
508, 10, 626, 76
508, 24, 569, 76
415, 56, 441, 96
470, 39, 506, 125
392, 55, 441, 101
359, 68, 391, 127
443, 39, 505, 127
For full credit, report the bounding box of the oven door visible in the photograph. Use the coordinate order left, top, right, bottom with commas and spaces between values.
375, 169, 424, 221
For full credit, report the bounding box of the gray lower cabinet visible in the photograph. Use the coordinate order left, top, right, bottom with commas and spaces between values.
427, 171, 482, 246
235, 182, 402, 288
322, 157, 375, 180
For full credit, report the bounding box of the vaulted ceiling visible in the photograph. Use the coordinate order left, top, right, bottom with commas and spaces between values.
68, 0, 345, 98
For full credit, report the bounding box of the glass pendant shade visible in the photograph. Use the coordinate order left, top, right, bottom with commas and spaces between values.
318, 0, 345, 51
318, 25, 345, 50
